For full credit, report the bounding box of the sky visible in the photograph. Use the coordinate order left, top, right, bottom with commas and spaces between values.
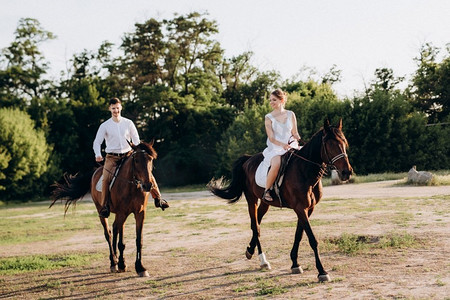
1, 0, 449, 97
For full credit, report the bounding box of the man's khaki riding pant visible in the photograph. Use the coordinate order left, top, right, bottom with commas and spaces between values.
100, 154, 123, 206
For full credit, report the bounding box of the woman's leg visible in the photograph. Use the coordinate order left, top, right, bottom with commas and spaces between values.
263, 155, 281, 201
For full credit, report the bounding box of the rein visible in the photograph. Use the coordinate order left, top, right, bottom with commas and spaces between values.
289, 133, 348, 170
321, 136, 348, 167
290, 150, 324, 168
102, 149, 150, 191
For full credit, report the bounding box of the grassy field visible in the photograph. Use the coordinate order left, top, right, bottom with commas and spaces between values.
0, 176, 449, 299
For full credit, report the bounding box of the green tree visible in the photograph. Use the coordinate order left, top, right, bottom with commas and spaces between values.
53, 47, 115, 174
118, 12, 223, 103
220, 52, 280, 110
284, 80, 345, 139
372, 68, 404, 92
215, 104, 270, 178
409, 43, 450, 123
345, 86, 430, 174
137, 87, 235, 185
0, 108, 51, 200
0, 18, 55, 105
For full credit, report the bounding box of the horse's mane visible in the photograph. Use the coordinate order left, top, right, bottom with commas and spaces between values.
298, 124, 348, 158
136, 142, 158, 159
323, 126, 349, 147
297, 128, 324, 160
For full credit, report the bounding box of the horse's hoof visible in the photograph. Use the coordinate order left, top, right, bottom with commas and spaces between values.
110, 265, 118, 273
245, 250, 253, 260
258, 253, 271, 270
118, 267, 128, 273
291, 266, 303, 274
138, 270, 150, 277
318, 274, 331, 282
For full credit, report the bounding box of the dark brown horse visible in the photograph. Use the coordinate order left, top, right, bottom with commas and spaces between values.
50, 141, 167, 277
209, 119, 352, 282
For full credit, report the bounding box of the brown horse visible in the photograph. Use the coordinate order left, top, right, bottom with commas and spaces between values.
50, 141, 168, 277
209, 119, 353, 282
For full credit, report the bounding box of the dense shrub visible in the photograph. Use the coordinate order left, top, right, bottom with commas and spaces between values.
0, 108, 52, 200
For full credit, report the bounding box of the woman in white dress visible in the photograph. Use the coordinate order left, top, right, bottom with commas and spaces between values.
261, 89, 301, 202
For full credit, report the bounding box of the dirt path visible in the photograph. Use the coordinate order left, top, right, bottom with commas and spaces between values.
161, 179, 450, 201
1, 180, 449, 299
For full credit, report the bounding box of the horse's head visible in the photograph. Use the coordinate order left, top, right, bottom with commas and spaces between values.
128, 140, 158, 192
321, 119, 353, 181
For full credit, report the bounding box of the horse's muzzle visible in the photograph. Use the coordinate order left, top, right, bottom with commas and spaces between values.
340, 169, 352, 181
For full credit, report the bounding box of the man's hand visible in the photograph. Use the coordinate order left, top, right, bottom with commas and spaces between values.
95, 156, 104, 162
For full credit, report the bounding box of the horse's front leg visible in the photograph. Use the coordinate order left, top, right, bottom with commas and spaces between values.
296, 209, 330, 282
100, 217, 118, 272
114, 215, 128, 272
134, 210, 149, 277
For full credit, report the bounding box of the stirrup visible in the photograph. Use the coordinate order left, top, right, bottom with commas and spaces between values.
262, 190, 273, 202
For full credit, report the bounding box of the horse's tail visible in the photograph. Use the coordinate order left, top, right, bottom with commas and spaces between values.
208, 155, 251, 204
49, 169, 95, 214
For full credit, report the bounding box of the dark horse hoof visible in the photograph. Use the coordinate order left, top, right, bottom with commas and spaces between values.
155, 198, 169, 211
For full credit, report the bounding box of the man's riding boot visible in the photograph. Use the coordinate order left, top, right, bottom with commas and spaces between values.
99, 155, 119, 218
154, 198, 169, 211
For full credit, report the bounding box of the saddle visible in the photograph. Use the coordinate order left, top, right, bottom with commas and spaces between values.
268, 150, 295, 208
95, 157, 126, 192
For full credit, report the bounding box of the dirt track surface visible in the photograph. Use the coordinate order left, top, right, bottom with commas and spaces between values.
163, 179, 450, 200
1, 180, 449, 299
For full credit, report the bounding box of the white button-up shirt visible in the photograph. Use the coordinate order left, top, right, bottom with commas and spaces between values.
93, 117, 140, 157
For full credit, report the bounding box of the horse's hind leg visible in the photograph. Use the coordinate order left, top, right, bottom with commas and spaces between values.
245, 194, 271, 269
100, 217, 118, 272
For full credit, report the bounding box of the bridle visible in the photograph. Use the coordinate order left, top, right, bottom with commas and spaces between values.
129, 149, 153, 191
290, 131, 348, 170
321, 135, 348, 168
102, 149, 153, 191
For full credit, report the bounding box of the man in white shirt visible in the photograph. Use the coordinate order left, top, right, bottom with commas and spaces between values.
93, 98, 140, 218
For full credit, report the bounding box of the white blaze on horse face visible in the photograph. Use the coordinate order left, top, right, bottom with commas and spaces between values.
340, 142, 347, 155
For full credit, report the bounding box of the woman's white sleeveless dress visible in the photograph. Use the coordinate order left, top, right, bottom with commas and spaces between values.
255, 110, 300, 188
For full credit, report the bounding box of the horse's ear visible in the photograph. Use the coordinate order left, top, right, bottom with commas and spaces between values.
127, 140, 136, 149
149, 139, 155, 147
337, 118, 343, 130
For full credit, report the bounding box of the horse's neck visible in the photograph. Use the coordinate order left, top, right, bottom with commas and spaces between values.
295, 132, 325, 184
299, 132, 323, 164
118, 157, 133, 180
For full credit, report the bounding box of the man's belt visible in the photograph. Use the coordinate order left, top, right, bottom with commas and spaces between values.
107, 152, 128, 157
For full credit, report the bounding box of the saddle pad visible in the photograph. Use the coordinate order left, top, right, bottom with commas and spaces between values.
96, 175, 103, 192
255, 162, 268, 188
95, 174, 116, 192
255, 148, 301, 189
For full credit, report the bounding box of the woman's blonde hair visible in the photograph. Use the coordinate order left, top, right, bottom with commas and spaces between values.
271, 88, 287, 103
